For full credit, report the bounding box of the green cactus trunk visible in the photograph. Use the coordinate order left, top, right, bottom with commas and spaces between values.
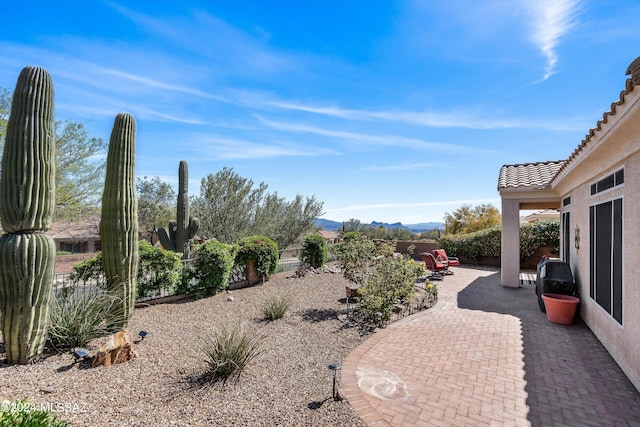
158, 160, 199, 259
0, 66, 56, 364
100, 112, 139, 330
175, 160, 189, 258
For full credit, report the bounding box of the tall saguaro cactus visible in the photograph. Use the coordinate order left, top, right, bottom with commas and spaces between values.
100, 112, 139, 329
0, 66, 56, 364
158, 160, 199, 259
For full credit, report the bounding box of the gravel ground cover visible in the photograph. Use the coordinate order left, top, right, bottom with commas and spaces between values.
0, 268, 368, 426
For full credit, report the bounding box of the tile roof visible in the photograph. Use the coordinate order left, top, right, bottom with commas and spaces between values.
46, 217, 100, 240
498, 161, 565, 190
498, 56, 640, 191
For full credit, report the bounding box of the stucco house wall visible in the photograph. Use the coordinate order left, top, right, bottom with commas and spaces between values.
554, 92, 640, 389
498, 57, 640, 390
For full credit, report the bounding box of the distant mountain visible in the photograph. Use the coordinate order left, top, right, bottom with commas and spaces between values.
404, 222, 445, 233
315, 219, 343, 230
315, 219, 444, 233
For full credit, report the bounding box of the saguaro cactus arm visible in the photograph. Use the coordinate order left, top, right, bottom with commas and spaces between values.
157, 160, 199, 258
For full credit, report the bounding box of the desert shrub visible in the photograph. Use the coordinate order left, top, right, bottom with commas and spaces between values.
335, 238, 422, 326
261, 292, 291, 321
188, 239, 237, 296
200, 322, 264, 382
438, 219, 559, 262
0, 399, 70, 426
69, 242, 183, 298
235, 236, 278, 281
300, 234, 327, 268
333, 234, 377, 287
358, 253, 421, 323
137, 241, 182, 298
341, 231, 362, 242
70, 252, 105, 285
48, 291, 122, 350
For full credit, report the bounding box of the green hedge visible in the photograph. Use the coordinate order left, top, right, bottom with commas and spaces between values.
235, 235, 278, 280
187, 239, 237, 296
438, 219, 559, 262
301, 234, 327, 268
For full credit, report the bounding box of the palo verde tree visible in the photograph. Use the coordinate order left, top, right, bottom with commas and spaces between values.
0, 66, 57, 364
137, 175, 176, 233
444, 203, 501, 235
192, 167, 324, 250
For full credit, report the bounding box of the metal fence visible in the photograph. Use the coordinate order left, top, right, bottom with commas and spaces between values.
52, 247, 335, 303
345, 291, 438, 329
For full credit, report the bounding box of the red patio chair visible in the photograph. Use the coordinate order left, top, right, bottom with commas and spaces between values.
432, 249, 459, 275
421, 252, 447, 280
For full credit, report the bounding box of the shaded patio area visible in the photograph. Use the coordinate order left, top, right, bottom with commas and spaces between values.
340, 266, 640, 426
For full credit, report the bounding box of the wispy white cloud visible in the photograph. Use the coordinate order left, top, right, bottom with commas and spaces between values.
187, 135, 340, 160
259, 98, 587, 131
257, 116, 503, 154
524, 0, 581, 80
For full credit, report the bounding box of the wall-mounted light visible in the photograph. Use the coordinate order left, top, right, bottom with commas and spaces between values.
574, 225, 580, 250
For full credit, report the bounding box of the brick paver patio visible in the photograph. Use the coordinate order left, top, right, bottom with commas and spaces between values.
340, 266, 640, 426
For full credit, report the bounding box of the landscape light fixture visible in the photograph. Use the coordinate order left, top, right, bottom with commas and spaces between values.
328, 362, 341, 400
73, 348, 90, 360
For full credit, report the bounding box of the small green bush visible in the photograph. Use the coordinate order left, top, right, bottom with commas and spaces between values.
200, 322, 264, 382
137, 240, 182, 298
48, 291, 122, 350
235, 236, 278, 281
359, 253, 420, 323
333, 234, 377, 287
300, 234, 327, 268
0, 399, 70, 427
188, 239, 236, 296
70, 242, 184, 298
261, 292, 291, 320
70, 253, 105, 285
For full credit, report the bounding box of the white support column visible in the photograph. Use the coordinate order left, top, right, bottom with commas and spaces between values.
501, 198, 520, 287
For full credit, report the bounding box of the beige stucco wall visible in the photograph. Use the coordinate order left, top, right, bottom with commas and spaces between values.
561, 158, 640, 391
552, 88, 640, 390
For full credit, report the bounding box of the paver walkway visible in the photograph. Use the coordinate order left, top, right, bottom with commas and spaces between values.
340, 266, 640, 426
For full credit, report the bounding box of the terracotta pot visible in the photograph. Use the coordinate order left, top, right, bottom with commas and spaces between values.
246, 259, 261, 285
541, 293, 580, 325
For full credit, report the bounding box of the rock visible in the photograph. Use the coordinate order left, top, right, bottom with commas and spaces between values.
40, 385, 55, 394
93, 329, 137, 367
227, 296, 235, 301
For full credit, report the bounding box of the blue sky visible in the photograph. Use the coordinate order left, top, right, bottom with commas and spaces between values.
1, 1, 639, 224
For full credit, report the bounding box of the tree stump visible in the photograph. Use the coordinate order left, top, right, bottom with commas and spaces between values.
93, 329, 137, 367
